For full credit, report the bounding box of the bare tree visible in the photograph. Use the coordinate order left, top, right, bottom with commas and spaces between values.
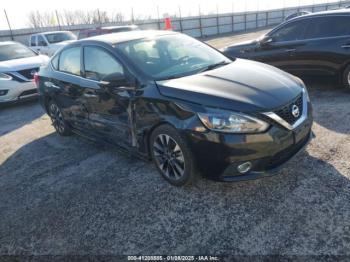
27, 10, 56, 28
110, 11, 124, 23
27, 9, 126, 28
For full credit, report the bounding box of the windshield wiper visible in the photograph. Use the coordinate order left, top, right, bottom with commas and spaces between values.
156, 61, 231, 81
198, 61, 231, 73
157, 72, 193, 81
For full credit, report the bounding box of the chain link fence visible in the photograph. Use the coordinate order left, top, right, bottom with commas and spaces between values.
1, 0, 350, 44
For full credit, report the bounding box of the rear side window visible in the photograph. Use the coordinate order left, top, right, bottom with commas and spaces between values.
59, 47, 81, 76
30, 36, 36, 46
304, 16, 350, 39
271, 20, 306, 42
83, 46, 123, 81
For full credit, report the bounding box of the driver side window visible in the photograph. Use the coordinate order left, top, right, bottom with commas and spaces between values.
83, 46, 124, 81
271, 20, 305, 42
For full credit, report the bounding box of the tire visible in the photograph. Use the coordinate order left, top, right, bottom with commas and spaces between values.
48, 101, 72, 136
342, 64, 350, 89
150, 124, 198, 186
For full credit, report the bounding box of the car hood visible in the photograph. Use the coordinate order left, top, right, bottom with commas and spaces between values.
222, 39, 258, 53
0, 55, 49, 72
156, 59, 302, 113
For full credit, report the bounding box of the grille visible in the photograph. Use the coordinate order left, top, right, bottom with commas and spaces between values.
17, 68, 39, 80
274, 93, 303, 125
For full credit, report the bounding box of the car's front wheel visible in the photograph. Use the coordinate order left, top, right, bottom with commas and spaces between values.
150, 124, 197, 186
48, 101, 72, 136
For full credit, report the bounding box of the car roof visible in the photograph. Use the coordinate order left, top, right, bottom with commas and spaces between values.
79, 25, 137, 33
78, 30, 178, 45
102, 25, 138, 30
31, 31, 72, 36
295, 8, 350, 19
0, 41, 18, 45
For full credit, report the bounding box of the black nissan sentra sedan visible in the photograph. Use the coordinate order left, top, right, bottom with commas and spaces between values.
37, 30, 313, 186
222, 10, 350, 88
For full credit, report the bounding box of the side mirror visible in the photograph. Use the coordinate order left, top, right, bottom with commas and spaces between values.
100, 73, 134, 91
260, 36, 274, 45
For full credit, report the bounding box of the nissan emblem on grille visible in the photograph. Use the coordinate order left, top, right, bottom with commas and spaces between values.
292, 104, 300, 118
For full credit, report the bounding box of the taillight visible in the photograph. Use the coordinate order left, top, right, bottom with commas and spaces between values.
33, 73, 39, 87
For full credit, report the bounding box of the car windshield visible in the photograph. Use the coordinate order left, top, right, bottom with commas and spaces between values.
44, 32, 77, 43
0, 43, 37, 62
115, 34, 231, 80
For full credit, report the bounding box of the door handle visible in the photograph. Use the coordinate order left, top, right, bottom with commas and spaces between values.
286, 49, 296, 52
84, 91, 98, 98
341, 44, 350, 49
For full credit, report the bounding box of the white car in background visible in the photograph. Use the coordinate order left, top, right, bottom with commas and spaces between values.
29, 31, 77, 56
0, 41, 49, 104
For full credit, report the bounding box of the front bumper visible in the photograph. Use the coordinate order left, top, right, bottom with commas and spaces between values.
220, 130, 313, 181
0, 80, 38, 104
185, 104, 313, 181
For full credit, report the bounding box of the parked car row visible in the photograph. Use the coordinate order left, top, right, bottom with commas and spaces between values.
4, 9, 350, 187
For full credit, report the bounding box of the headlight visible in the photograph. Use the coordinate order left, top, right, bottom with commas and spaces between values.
0, 73, 12, 81
198, 109, 269, 133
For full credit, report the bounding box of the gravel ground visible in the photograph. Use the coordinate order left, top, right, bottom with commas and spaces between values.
1, 28, 350, 256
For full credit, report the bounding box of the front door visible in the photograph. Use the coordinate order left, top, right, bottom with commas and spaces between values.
80, 45, 133, 147
248, 19, 307, 74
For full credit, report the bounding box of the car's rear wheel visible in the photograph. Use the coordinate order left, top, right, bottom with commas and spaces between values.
150, 124, 197, 186
342, 64, 350, 89
48, 101, 72, 136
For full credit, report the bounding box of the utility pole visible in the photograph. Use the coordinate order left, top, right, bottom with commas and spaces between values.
157, 6, 160, 30
178, 6, 183, 32
97, 9, 102, 27
4, 9, 14, 41
55, 10, 61, 30
131, 7, 134, 24
198, 4, 202, 37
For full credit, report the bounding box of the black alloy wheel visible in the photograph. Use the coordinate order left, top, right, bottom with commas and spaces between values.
48, 101, 72, 136
150, 124, 197, 186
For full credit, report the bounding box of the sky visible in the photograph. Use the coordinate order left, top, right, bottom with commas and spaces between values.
0, 0, 342, 30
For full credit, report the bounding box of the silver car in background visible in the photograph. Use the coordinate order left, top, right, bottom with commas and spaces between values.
0, 41, 49, 104
29, 31, 77, 57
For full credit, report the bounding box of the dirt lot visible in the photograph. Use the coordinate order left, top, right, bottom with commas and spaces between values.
1, 29, 350, 256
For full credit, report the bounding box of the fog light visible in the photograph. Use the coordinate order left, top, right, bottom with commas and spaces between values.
0, 90, 8, 96
237, 162, 252, 174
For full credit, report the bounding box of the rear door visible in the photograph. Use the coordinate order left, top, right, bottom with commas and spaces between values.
248, 20, 307, 72
80, 45, 133, 147
290, 15, 350, 76
49, 46, 89, 130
